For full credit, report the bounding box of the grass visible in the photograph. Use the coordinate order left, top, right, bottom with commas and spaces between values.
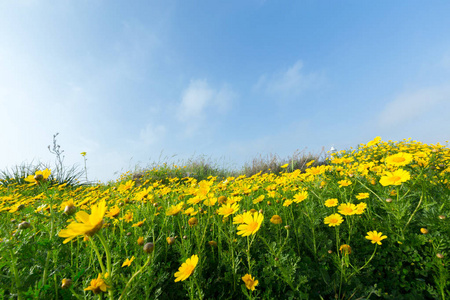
0, 137, 449, 299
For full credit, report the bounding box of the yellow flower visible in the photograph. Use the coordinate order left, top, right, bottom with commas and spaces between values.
280, 163, 289, 169
324, 213, 344, 227
385, 152, 413, 166
137, 236, 145, 245
217, 203, 240, 218
252, 195, 265, 204
132, 219, 146, 227
237, 211, 264, 236
122, 211, 134, 223
58, 200, 106, 244
324, 198, 338, 207
84, 273, 109, 294
293, 191, 308, 203
366, 136, 381, 147
242, 274, 259, 291
355, 202, 367, 215
183, 207, 198, 216
106, 206, 120, 218
174, 255, 198, 282
80, 152, 87, 156
338, 203, 357, 216
24, 169, 51, 184
166, 202, 184, 216
355, 193, 369, 200
122, 256, 135, 267
283, 199, 293, 207
117, 180, 135, 193
338, 180, 352, 188
365, 231, 387, 245
339, 244, 352, 255
203, 197, 217, 206
166, 236, 176, 245
270, 215, 282, 225
233, 213, 247, 224
379, 169, 411, 186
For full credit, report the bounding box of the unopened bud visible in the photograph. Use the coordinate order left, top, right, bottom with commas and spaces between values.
143, 242, 154, 254
61, 278, 72, 289
420, 228, 429, 234
34, 174, 44, 181
64, 205, 76, 215
18, 221, 31, 230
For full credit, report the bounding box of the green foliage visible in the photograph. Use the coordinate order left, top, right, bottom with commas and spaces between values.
0, 138, 449, 299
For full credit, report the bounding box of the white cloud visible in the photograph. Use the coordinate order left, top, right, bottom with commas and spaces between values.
177, 79, 235, 122
378, 85, 450, 128
139, 123, 166, 145
254, 60, 322, 99
177, 79, 215, 121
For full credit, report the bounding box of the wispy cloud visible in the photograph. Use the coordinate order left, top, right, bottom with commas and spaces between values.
139, 123, 166, 145
177, 79, 235, 125
378, 84, 450, 128
254, 60, 322, 99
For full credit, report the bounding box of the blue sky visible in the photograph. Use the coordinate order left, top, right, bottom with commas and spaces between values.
1, 1, 450, 182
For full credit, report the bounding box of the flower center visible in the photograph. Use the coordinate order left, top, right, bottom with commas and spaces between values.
246, 221, 259, 232
393, 157, 405, 162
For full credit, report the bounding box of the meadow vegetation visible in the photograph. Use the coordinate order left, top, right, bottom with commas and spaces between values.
0, 137, 449, 299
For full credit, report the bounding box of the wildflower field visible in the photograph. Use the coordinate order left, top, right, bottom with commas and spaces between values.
1, 137, 449, 299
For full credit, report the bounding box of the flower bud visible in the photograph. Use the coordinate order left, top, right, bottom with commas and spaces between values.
61, 278, 72, 289
18, 221, 31, 230
439, 215, 446, 220
218, 196, 227, 205
188, 217, 198, 227
64, 205, 77, 215
143, 242, 154, 254
166, 237, 176, 245
34, 174, 44, 182
420, 228, 429, 234
436, 253, 444, 259
208, 241, 218, 247
385, 198, 392, 203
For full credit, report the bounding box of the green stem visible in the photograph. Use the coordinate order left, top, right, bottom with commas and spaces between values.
90, 239, 106, 274
348, 245, 377, 280
118, 255, 152, 300
97, 233, 112, 276
69, 287, 84, 300
9, 249, 22, 300
189, 277, 195, 300
402, 191, 424, 236
97, 233, 114, 300
42, 192, 55, 290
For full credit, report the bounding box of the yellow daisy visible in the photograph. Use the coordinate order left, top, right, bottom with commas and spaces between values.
174, 255, 198, 282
